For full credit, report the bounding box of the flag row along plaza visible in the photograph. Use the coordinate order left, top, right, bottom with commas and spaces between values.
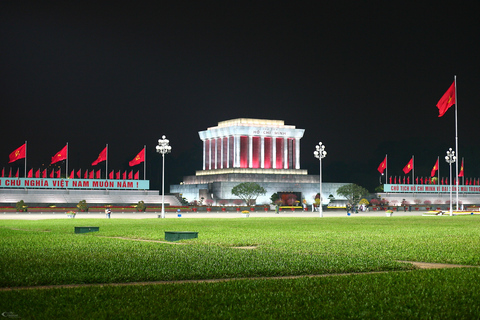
4, 143, 147, 180
385, 184, 480, 193
0, 178, 149, 190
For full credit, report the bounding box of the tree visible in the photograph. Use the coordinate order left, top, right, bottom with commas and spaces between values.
336, 184, 369, 210
231, 182, 266, 206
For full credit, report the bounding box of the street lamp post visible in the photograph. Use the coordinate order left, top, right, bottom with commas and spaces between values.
156, 135, 171, 218
445, 148, 456, 217
313, 142, 327, 217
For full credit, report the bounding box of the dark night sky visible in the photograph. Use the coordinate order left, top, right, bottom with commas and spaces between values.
1, 2, 479, 191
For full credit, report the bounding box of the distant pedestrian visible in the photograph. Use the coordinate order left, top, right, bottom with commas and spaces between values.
105, 208, 111, 219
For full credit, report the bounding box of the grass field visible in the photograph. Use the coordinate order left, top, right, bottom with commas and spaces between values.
1, 216, 479, 319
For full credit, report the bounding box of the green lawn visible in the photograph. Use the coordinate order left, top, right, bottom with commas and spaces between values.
1, 216, 479, 319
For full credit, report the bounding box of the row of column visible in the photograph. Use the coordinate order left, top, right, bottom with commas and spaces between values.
203, 136, 300, 170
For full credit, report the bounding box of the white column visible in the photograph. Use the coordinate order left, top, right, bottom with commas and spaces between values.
213, 138, 218, 169
234, 135, 240, 168
260, 136, 265, 169
248, 136, 253, 168
272, 137, 276, 169
220, 137, 224, 169
226, 137, 229, 168
295, 138, 300, 169
202, 140, 206, 170
284, 138, 288, 169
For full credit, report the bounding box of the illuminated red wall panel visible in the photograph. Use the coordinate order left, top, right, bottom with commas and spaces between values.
240, 136, 249, 168
264, 137, 272, 169
251, 137, 260, 168
276, 138, 283, 169
205, 140, 210, 170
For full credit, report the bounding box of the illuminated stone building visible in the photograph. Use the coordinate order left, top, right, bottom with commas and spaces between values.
170, 118, 348, 206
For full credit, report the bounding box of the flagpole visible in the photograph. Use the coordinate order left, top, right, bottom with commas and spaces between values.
437, 156, 440, 193
385, 154, 388, 185
24, 140, 27, 178
412, 155, 415, 191
66, 142, 69, 179
106, 144, 109, 180
454, 75, 459, 210
144, 145, 146, 181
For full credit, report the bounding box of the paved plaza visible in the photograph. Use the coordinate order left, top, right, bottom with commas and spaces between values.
0, 210, 439, 220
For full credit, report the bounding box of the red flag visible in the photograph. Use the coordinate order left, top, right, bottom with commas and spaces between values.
134, 171, 139, 180
49, 169, 54, 178
9, 144, 26, 163
96, 170, 101, 179
27, 168, 33, 178
15, 168, 19, 178
458, 159, 464, 177
431, 159, 439, 177
403, 158, 413, 174
51, 145, 67, 164
128, 170, 133, 179
109, 170, 114, 179
116, 171, 120, 180
8, 168, 12, 177
377, 156, 387, 174
77, 169, 82, 179
84, 170, 88, 179
436, 81, 455, 117
129, 148, 145, 166
92, 147, 107, 166
1, 168, 4, 177
42, 169, 47, 178
89, 170, 94, 179
57, 169, 61, 178
122, 171, 127, 180
35, 169, 40, 178
70, 170, 74, 179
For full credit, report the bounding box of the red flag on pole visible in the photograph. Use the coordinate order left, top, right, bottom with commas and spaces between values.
134, 171, 139, 180
431, 158, 439, 177
15, 168, 19, 178
96, 170, 101, 179
84, 170, 88, 179
122, 171, 126, 180
27, 168, 33, 178
9, 144, 26, 163
128, 170, 133, 179
458, 159, 464, 177
377, 156, 387, 174
35, 169, 40, 178
42, 169, 47, 178
70, 170, 75, 179
403, 158, 413, 174
116, 171, 120, 180
436, 81, 455, 117
92, 147, 107, 166
89, 170, 94, 179
109, 170, 114, 179
57, 169, 61, 178
77, 169, 82, 179
49, 169, 54, 178
51, 145, 68, 164
8, 168, 12, 177
129, 148, 145, 166
1, 168, 4, 177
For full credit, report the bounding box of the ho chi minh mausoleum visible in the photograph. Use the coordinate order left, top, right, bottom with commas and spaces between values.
170, 118, 349, 206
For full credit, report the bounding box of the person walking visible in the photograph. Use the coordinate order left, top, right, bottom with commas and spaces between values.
105, 207, 111, 219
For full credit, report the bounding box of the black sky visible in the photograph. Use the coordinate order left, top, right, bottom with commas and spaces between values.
1, 2, 479, 191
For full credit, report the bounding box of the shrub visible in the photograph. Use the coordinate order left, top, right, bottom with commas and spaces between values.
424, 200, 432, 205
77, 200, 88, 212
136, 201, 146, 212
16, 200, 27, 212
